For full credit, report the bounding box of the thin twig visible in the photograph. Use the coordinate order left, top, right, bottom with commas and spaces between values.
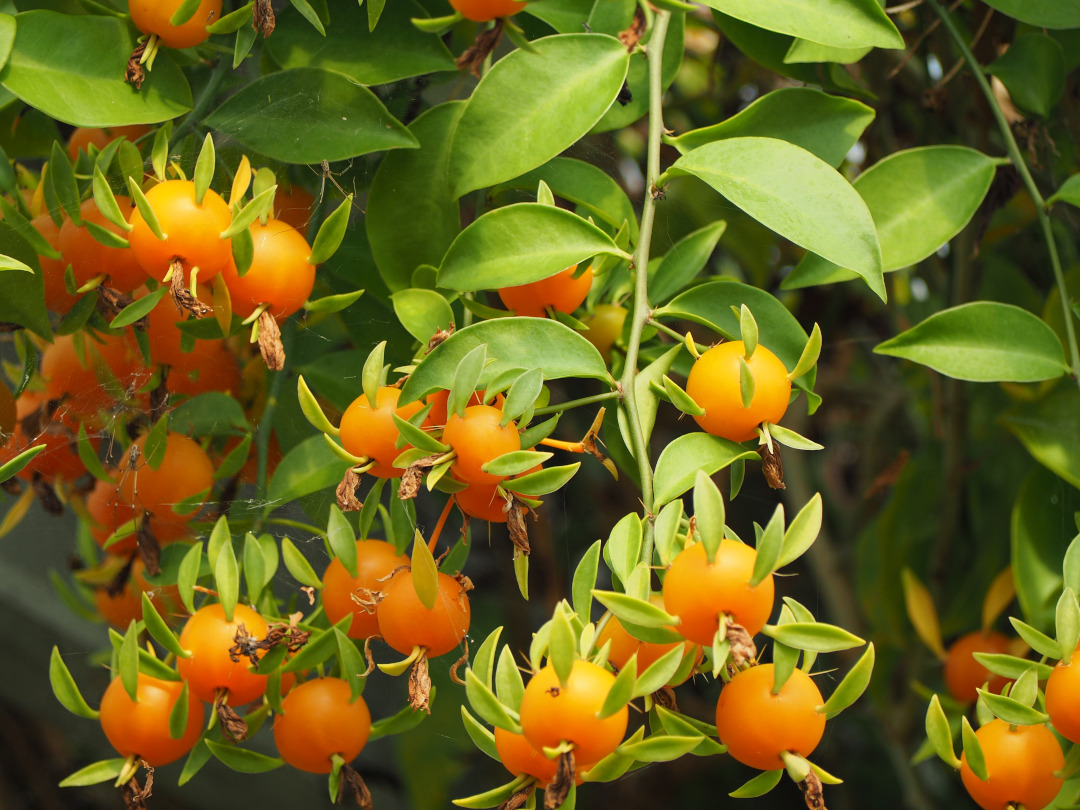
935, 7, 993, 89
886, 0, 924, 13
887, 0, 963, 80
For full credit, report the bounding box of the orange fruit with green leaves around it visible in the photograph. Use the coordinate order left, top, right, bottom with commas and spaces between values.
176, 602, 270, 706
685, 341, 791, 443
1043, 645, 1080, 744
41, 332, 150, 427
959, 719, 1064, 810
33, 212, 79, 315
93, 556, 185, 628
218, 218, 316, 320
442, 403, 521, 486
66, 125, 152, 161
128, 0, 223, 49
321, 539, 410, 640
714, 663, 826, 771
273, 677, 371, 774
662, 538, 775, 646
274, 184, 315, 232
498, 264, 593, 318
58, 197, 145, 293
117, 431, 214, 526
127, 179, 232, 283
596, 594, 701, 685
376, 568, 471, 658
338, 387, 425, 478
518, 659, 628, 769
98, 672, 204, 766
943, 630, 1011, 703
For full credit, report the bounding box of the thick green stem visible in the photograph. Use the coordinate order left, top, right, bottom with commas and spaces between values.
927, 0, 1080, 386
532, 390, 620, 417
618, 9, 671, 566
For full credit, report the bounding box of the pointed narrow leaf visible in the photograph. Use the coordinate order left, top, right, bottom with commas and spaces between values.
693, 470, 726, 563
119, 622, 139, 701
598, 655, 636, 719
503, 463, 579, 497
777, 493, 822, 569
976, 690, 1050, 725
762, 621, 864, 652
1008, 617, 1061, 661
0, 444, 45, 484
412, 529, 440, 610
662, 375, 705, 417
141, 592, 189, 659
902, 568, 946, 660
632, 644, 684, 698
177, 542, 203, 616
308, 195, 354, 266
282, 537, 322, 588
219, 186, 277, 239
369, 688, 433, 739
205, 739, 284, 773
925, 695, 960, 769
495, 644, 525, 712
58, 758, 127, 787
593, 591, 678, 628
461, 706, 499, 761
549, 608, 577, 688
961, 717, 988, 781
465, 669, 521, 733
729, 769, 783, 798
572, 540, 601, 625
214, 538, 239, 622
327, 506, 357, 578
1058, 587, 1080, 665
653, 433, 760, 506
819, 643, 874, 718
50, 647, 99, 720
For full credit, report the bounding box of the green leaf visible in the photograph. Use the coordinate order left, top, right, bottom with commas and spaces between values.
304, 289, 365, 315
616, 735, 702, 762
925, 695, 960, 768
0, 254, 31, 272
1002, 388, 1080, 490
777, 493, 822, 569
203, 67, 417, 164
0, 11, 192, 126
0, 444, 45, 484
461, 706, 499, 761
177, 542, 203, 616
119, 622, 139, 701
653, 433, 760, 506
602, 512, 643, 587
368, 691, 432, 739
819, 643, 874, 718
975, 690, 1050, 725
266, 0, 454, 84
215, 536, 239, 622
495, 645, 525, 712
473, 627, 503, 692
572, 540, 602, 626
205, 739, 284, 773
392, 288, 455, 344
762, 621, 865, 652
296, 375, 340, 437
1008, 617, 1062, 660
632, 644, 685, 698
875, 302, 1067, 382
49, 647, 98, 720
48, 141, 80, 224
411, 530, 439, 610
109, 285, 168, 329
308, 194, 354, 266
58, 758, 126, 787
695, 0, 902, 49
141, 592, 189, 659
662, 375, 704, 417
438, 204, 625, 292
729, 769, 783, 798
986, 34, 1065, 118
452, 776, 531, 809
693, 470, 726, 562
267, 434, 352, 506
1049, 173, 1080, 208
597, 655, 636, 719
751, 504, 785, 585
282, 537, 322, 589
449, 33, 630, 197
648, 221, 727, 303
401, 320, 611, 404
464, 669, 521, 734
961, 716, 988, 782
1058, 587, 1080, 665
168, 680, 192, 741
0, 222, 50, 339
483, 451, 552, 478
666, 137, 884, 300
973, 653, 1053, 682
981, 0, 1080, 29
284, 620, 352, 674
326, 506, 357, 578
501, 370, 544, 425
592, 590, 678, 628
549, 608, 577, 688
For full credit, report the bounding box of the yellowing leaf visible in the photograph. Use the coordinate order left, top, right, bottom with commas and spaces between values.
901, 568, 945, 660
982, 566, 1016, 633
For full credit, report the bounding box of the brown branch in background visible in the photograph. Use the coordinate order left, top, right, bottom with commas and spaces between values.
887, 0, 963, 80
935, 7, 994, 89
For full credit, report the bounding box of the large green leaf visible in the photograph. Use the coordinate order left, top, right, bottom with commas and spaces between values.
266, 0, 455, 84
648, 222, 727, 305
982, 0, 1080, 29
874, 303, 1068, 383
653, 434, 760, 506
696, 0, 903, 49
667, 137, 884, 300
1001, 388, 1080, 490
204, 67, 417, 164
0, 221, 49, 339
784, 146, 996, 290
665, 87, 874, 168
449, 33, 630, 198
492, 157, 639, 242
986, 34, 1066, 119
0, 11, 191, 126
367, 101, 463, 293
437, 204, 624, 291
267, 433, 352, 507
399, 319, 612, 404
1011, 466, 1080, 631
654, 279, 810, 370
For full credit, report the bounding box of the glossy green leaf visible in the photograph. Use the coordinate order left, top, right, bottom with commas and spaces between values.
616, 734, 702, 762
399, 319, 611, 404
483, 451, 553, 478
632, 644, 684, 698
283, 620, 352, 673
206, 739, 284, 773
204, 67, 417, 164
452, 776, 530, 809
282, 537, 322, 589
0, 444, 45, 484
464, 669, 521, 734
177, 542, 203, 616
875, 303, 1067, 382
549, 608, 577, 689
1049, 173, 1080, 208
1008, 617, 1062, 660
0, 222, 49, 339
987, 35, 1065, 118
751, 504, 785, 585
369, 689, 433, 739
762, 621, 865, 652
666, 87, 873, 168
592, 590, 678, 628
326, 505, 357, 578
925, 695, 960, 768
49, 647, 98, 720
368, 101, 463, 293
973, 653, 1052, 682
729, 769, 783, 798
572, 540, 602, 626
693, 470, 726, 563
976, 690, 1050, 725
819, 643, 874, 718
438, 204, 624, 292
696, 0, 902, 49
981, 0, 1080, 29
0, 11, 191, 126
777, 493, 822, 569
267, 434, 352, 507
961, 716, 987, 781
461, 706, 499, 762
505, 462, 580, 497
449, 33, 630, 197
618, 345, 684, 457
1059, 587, 1080, 665
119, 622, 139, 701
603, 512, 643, 587
786, 147, 998, 290
1002, 390, 1080, 490
648, 222, 727, 303
667, 137, 883, 299
214, 535, 239, 621
58, 759, 127, 787
495, 645, 525, 714
266, 0, 454, 84
393, 288, 455, 344
653, 433, 760, 506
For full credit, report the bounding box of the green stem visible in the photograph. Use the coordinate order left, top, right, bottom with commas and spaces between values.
169, 57, 230, 149
268, 517, 327, 537
618, 9, 672, 566
532, 390, 621, 417
927, 0, 1080, 386
648, 318, 708, 352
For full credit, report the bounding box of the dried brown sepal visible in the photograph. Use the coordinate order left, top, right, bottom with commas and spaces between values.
336, 466, 365, 512
136, 513, 162, 576
618, 5, 646, 50
758, 442, 785, 490
799, 769, 826, 810
582, 407, 617, 480
457, 18, 505, 76
97, 287, 135, 322
106, 553, 137, 598
360, 638, 377, 678
427, 325, 454, 354
544, 750, 576, 810
448, 638, 470, 686
257, 310, 285, 371
215, 692, 248, 742
119, 766, 153, 810
499, 787, 534, 810
149, 368, 170, 424
300, 585, 316, 605
263, 622, 313, 654
725, 619, 758, 671
408, 651, 432, 713
652, 684, 678, 712
170, 262, 213, 318
22, 399, 65, 441
228, 622, 263, 667
31, 471, 63, 515
125, 43, 146, 89
507, 497, 531, 556
453, 572, 475, 606
349, 586, 384, 617
397, 454, 443, 501
252, 0, 276, 36
340, 764, 374, 809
